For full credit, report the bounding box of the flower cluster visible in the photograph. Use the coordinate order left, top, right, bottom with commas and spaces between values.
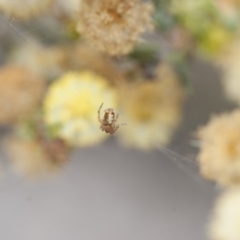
76, 0, 154, 55
197, 110, 240, 187
0, 65, 45, 124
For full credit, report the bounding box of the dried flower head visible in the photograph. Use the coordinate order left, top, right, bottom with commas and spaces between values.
117, 64, 184, 150
5, 135, 62, 178
210, 189, 240, 240
76, 0, 154, 55
213, 0, 240, 19
0, 0, 55, 19
10, 40, 66, 80
0, 65, 45, 124
197, 110, 240, 187
43, 71, 118, 146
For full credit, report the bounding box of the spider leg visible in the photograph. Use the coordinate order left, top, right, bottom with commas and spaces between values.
113, 124, 119, 133
98, 103, 103, 123
113, 113, 119, 123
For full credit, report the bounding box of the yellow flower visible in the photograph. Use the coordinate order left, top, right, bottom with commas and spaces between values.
198, 24, 233, 56
197, 110, 240, 187
44, 71, 118, 146
171, 0, 235, 57
210, 189, 240, 240
117, 64, 184, 150
0, 0, 55, 19
76, 0, 153, 55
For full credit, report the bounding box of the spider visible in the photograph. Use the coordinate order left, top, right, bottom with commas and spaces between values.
98, 103, 125, 134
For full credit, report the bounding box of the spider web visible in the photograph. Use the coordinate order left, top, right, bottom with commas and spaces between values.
0, 14, 67, 44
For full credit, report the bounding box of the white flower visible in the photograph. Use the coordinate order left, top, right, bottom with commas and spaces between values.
197, 110, 240, 187
210, 189, 240, 240
117, 64, 184, 150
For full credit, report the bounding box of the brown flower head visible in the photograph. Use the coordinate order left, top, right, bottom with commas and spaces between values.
5, 135, 66, 178
76, 0, 154, 55
0, 65, 45, 124
197, 110, 240, 187
0, 0, 55, 19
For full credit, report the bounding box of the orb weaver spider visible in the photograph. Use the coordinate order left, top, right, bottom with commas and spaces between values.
98, 103, 125, 134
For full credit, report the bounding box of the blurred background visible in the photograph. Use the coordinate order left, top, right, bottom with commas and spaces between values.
0, 0, 240, 239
